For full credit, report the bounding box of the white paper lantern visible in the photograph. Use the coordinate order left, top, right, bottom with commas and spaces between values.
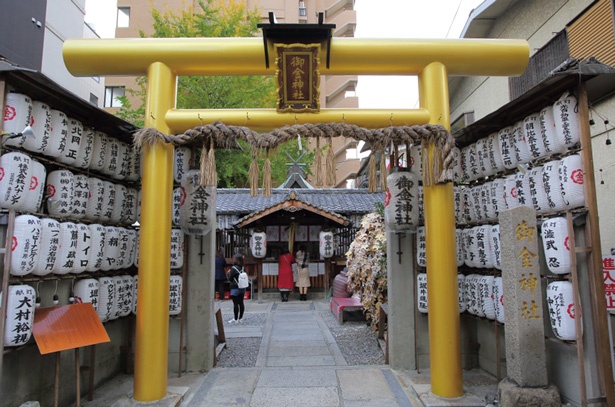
463, 144, 481, 181
409, 145, 422, 177
90, 131, 108, 172
0, 152, 32, 210
318, 231, 335, 259
498, 126, 518, 170
456, 229, 464, 267
133, 230, 140, 268
493, 277, 505, 323
132, 275, 138, 315
385, 169, 419, 231
44, 109, 68, 158
486, 132, 505, 174
463, 228, 477, 268
458, 274, 466, 313
454, 187, 465, 225
417, 226, 427, 267
482, 182, 496, 222
111, 184, 127, 225
116, 227, 130, 269
102, 137, 120, 176
512, 120, 533, 164
127, 147, 141, 182
504, 174, 521, 209
2, 93, 32, 147
23, 101, 51, 153
418, 185, 424, 225
119, 275, 134, 317
546, 281, 577, 341
541, 217, 571, 274
113, 141, 130, 180
559, 154, 585, 210
170, 228, 185, 269
417, 273, 428, 314
491, 224, 502, 270
123, 188, 139, 225
70, 174, 89, 219
33, 218, 60, 276
86, 224, 106, 272
75, 126, 95, 169
101, 226, 120, 271
174, 146, 192, 184
452, 147, 463, 183
55, 118, 83, 166
84, 177, 105, 221
125, 229, 138, 269
97, 277, 115, 322
475, 225, 493, 269
179, 170, 216, 235
46, 169, 74, 218
247, 231, 267, 258
466, 274, 483, 316
524, 112, 543, 160
553, 92, 581, 152
108, 276, 122, 320
169, 275, 183, 316
53, 222, 78, 275
542, 160, 567, 212
476, 137, 492, 177
527, 166, 549, 214
74, 279, 99, 311
2, 284, 36, 346
470, 186, 484, 222
100, 181, 116, 221
491, 178, 507, 218
515, 171, 532, 209
479, 275, 496, 320
462, 188, 474, 224
72, 223, 91, 274
10, 215, 41, 276
538, 105, 559, 157
172, 187, 182, 226
18, 158, 46, 214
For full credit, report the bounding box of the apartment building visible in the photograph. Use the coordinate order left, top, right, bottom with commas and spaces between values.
106, 0, 360, 187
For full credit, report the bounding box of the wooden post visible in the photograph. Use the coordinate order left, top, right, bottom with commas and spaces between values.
75, 348, 81, 407
257, 258, 263, 303
0, 209, 15, 386
54, 352, 60, 407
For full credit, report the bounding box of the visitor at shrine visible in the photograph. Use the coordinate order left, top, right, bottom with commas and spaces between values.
278, 248, 296, 302
227, 253, 246, 323
332, 268, 352, 298
215, 248, 227, 301
295, 245, 310, 301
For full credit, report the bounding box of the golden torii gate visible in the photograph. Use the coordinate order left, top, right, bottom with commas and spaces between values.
63, 36, 528, 402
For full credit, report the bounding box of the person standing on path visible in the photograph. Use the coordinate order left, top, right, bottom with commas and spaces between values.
295, 245, 310, 301
278, 248, 295, 302
227, 253, 246, 323
214, 248, 228, 301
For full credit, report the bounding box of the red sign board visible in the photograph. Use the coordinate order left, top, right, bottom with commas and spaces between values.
276, 43, 320, 112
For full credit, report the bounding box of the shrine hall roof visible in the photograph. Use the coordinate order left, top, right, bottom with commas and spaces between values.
216, 188, 383, 215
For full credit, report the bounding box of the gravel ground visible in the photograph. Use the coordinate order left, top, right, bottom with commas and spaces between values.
216, 309, 385, 367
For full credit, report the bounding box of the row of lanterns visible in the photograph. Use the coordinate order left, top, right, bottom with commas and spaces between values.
10, 214, 186, 276
1, 276, 183, 347
417, 274, 577, 341
2, 92, 139, 182
0, 152, 140, 225
416, 217, 572, 275
248, 230, 336, 259
459, 92, 580, 183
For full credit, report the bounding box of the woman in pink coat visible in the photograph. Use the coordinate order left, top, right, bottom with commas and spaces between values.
278, 248, 296, 302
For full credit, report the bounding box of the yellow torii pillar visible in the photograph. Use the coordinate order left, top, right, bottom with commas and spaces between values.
63, 37, 528, 401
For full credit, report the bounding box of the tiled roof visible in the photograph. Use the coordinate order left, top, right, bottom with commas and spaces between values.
216, 188, 383, 215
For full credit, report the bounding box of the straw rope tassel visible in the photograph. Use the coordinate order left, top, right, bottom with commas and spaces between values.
326, 137, 336, 186
368, 154, 377, 193
315, 136, 323, 186
206, 138, 217, 186
263, 148, 272, 197
199, 143, 208, 186
422, 141, 433, 187
380, 147, 387, 191
248, 149, 259, 197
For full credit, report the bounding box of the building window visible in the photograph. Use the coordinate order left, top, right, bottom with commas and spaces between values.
117, 7, 130, 28
105, 86, 125, 108
89, 93, 99, 106
299, 1, 306, 17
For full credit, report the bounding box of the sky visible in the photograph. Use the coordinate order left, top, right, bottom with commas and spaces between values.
84, 0, 485, 109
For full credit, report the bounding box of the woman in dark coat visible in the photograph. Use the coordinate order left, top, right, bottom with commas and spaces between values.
214, 248, 227, 301
227, 253, 246, 323
277, 248, 295, 302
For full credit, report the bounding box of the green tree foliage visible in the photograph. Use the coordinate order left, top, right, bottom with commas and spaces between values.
116, 0, 313, 187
